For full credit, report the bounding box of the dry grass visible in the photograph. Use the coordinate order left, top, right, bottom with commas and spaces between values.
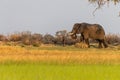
75, 42, 88, 48
0, 45, 120, 64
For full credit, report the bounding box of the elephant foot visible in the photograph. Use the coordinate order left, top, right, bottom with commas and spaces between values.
104, 45, 108, 48
98, 46, 102, 48
98, 45, 103, 48
88, 45, 90, 48
103, 43, 108, 48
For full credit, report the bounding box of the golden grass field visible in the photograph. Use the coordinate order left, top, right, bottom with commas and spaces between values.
0, 44, 120, 64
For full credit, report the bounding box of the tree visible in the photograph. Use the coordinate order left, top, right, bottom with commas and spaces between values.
89, 0, 120, 5
0, 34, 7, 41
55, 30, 67, 46
43, 34, 55, 44
21, 31, 32, 45
88, 0, 120, 16
31, 33, 43, 46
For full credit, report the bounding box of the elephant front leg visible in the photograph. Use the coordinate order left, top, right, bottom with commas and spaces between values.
85, 39, 90, 48
98, 40, 102, 48
83, 34, 90, 48
80, 36, 84, 42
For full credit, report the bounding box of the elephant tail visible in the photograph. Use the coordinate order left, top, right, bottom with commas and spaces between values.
104, 36, 109, 45
104, 36, 107, 40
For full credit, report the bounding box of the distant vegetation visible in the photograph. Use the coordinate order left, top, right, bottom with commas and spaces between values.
0, 31, 119, 47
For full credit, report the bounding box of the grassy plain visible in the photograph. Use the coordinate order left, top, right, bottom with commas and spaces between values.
0, 45, 120, 64
0, 45, 120, 80
1, 63, 120, 80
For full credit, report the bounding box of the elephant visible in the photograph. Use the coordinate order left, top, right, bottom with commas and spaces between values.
69, 22, 108, 48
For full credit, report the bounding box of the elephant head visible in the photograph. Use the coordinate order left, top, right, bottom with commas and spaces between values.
69, 23, 83, 39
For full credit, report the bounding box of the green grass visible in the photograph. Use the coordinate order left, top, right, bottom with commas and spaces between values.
0, 63, 120, 80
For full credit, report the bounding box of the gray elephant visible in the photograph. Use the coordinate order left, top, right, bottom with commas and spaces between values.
69, 22, 108, 48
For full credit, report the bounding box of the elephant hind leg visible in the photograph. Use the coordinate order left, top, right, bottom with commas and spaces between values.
102, 40, 108, 48
97, 39, 102, 48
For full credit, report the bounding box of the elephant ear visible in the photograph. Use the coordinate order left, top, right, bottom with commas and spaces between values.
73, 23, 80, 30
77, 23, 82, 33
73, 23, 81, 32
71, 23, 82, 35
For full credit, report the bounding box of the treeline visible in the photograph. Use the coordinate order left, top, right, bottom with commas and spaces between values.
0, 31, 77, 47
0, 31, 119, 47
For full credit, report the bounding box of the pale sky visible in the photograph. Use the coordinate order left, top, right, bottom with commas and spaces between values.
0, 0, 120, 35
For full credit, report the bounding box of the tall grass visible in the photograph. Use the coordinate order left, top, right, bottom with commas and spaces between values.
0, 45, 120, 64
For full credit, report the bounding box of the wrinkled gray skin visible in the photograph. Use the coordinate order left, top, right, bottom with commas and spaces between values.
70, 23, 108, 48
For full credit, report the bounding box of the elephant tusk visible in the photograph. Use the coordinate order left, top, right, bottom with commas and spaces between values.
68, 32, 74, 36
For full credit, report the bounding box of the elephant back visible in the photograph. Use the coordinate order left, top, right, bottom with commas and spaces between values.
93, 24, 105, 35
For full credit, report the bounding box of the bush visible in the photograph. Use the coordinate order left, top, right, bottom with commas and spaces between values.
20, 31, 32, 45
0, 34, 8, 41
43, 34, 55, 44
9, 33, 22, 41
106, 33, 120, 45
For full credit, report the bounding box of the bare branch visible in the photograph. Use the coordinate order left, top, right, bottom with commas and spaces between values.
92, 0, 109, 16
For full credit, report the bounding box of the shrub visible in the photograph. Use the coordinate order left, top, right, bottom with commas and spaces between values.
106, 33, 120, 45
0, 34, 8, 41
9, 33, 22, 41
43, 34, 55, 44
20, 31, 32, 45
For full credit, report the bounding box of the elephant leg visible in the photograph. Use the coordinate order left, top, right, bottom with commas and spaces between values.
85, 39, 90, 48
98, 40, 102, 48
102, 39, 108, 48
80, 35, 84, 42
83, 33, 90, 47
